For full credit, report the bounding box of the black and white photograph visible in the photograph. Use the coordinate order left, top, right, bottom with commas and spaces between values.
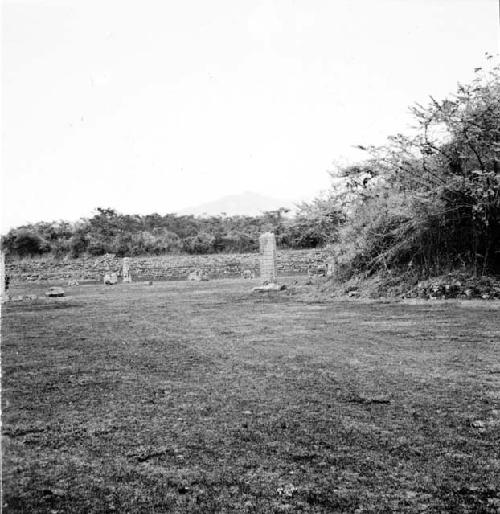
1, 0, 500, 512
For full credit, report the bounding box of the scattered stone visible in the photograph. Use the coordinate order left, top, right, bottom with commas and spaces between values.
253, 283, 286, 292
401, 274, 500, 300
309, 264, 327, 277
104, 273, 118, 285
187, 269, 208, 281
45, 287, 65, 297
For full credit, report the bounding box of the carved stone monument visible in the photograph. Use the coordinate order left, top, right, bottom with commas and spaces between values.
259, 232, 277, 284
326, 257, 336, 277
122, 257, 132, 283
0, 250, 6, 301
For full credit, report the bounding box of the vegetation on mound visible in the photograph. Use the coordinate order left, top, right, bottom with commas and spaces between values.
323, 59, 500, 282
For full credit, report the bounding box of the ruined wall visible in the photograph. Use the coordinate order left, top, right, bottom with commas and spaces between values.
5, 249, 328, 283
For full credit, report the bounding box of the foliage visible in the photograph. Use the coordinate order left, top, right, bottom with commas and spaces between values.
330, 59, 500, 278
1, 207, 340, 258
2, 230, 51, 257
280, 197, 344, 248
182, 232, 216, 254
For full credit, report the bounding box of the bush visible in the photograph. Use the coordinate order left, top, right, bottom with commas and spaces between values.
5, 230, 51, 258
329, 60, 500, 279
70, 233, 89, 258
182, 232, 216, 254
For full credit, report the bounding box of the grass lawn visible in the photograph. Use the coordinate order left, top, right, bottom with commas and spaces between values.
2, 279, 500, 513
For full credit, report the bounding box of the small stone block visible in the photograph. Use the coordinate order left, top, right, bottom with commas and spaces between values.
45, 287, 65, 297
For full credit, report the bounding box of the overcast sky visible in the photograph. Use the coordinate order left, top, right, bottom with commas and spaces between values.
2, 0, 499, 230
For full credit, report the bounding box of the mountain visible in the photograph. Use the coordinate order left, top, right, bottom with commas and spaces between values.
177, 191, 297, 217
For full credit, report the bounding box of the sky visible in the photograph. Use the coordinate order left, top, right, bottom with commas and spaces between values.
1, 0, 499, 230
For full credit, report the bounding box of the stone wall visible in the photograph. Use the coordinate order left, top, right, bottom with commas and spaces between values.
5, 249, 329, 283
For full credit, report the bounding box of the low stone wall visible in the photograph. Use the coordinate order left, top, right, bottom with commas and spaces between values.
6, 249, 329, 283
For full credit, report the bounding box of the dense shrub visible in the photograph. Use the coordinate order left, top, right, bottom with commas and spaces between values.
3, 230, 51, 257
70, 232, 89, 258
330, 60, 500, 278
182, 232, 216, 254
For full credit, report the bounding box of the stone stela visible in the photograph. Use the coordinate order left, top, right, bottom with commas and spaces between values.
122, 257, 132, 283
0, 250, 5, 300
259, 232, 277, 284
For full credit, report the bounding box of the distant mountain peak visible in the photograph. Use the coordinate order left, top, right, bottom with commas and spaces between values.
177, 191, 295, 217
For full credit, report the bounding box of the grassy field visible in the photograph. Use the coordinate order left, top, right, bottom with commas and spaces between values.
2, 279, 500, 513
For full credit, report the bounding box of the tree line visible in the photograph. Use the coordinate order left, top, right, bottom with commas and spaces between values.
1, 206, 340, 258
